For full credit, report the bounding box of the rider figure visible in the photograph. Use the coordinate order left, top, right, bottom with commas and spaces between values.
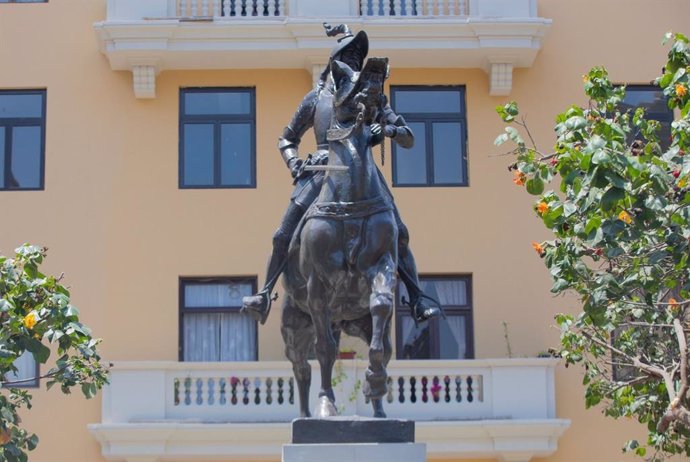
241, 24, 441, 325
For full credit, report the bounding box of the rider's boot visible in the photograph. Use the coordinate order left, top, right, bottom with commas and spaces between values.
241, 247, 286, 325
398, 254, 442, 324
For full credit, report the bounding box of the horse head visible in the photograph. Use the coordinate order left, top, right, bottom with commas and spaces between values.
331, 57, 389, 129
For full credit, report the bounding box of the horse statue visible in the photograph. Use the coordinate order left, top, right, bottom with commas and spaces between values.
280, 57, 397, 418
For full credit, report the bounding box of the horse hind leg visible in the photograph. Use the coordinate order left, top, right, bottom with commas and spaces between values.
281, 297, 314, 418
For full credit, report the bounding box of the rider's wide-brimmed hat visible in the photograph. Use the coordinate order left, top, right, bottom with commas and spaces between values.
329, 30, 369, 68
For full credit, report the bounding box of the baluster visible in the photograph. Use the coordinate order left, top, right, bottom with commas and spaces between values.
242, 378, 250, 404
219, 378, 227, 405
230, 376, 239, 405
180, 0, 187, 16
289, 377, 295, 405
174, 378, 181, 406
443, 376, 451, 403
467, 376, 474, 403
455, 376, 462, 402
459, 0, 467, 15
425, 0, 433, 16
207, 378, 215, 405
213, 0, 221, 16
251, 0, 258, 15
475, 375, 484, 402
386, 377, 394, 403
409, 376, 417, 403
397, 377, 405, 403
195, 378, 204, 405
262, 0, 269, 15
276, 0, 284, 15
254, 378, 262, 404
403, 0, 413, 16
240, 0, 247, 16
421, 376, 428, 403
201, 0, 209, 16
384, 0, 391, 15
222, 0, 231, 16
277, 377, 285, 404
266, 378, 273, 405
393, 0, 402, 15
184, 377, 192, 405
448, 0, 455, 15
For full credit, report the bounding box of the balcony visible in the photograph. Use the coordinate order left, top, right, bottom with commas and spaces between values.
88, 358, 570, 462
94, 0, 552, 97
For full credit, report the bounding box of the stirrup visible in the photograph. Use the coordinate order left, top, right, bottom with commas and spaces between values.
241, 290, 277, 325
401, 293, 444, 326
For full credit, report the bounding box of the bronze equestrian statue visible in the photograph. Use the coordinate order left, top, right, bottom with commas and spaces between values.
242, 25, 440, 327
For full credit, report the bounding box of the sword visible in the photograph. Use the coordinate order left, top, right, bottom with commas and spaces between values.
303, 165, 349, 171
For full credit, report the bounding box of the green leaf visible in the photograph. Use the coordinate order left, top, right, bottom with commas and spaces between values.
25, 341, 49, 364
526, 176, 545, 195
600, 187, 625, 211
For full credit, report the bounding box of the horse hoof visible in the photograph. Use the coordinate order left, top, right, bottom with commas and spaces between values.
314, 395, 338, 418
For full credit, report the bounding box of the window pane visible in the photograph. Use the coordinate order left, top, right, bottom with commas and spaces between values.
185, 92, 251, 115
185, 281, 252, 308
395, 121, 427, 184
11, 126, 41, 188
395, 90, 461, 113
432, 122, 464, 184
6, 352, 37, 386
220, 312, 256, 361
398, 313, 431, 359
0, 94, 43, 118
183, 313, 220, 361
221, 124, 252, 186
183, 124, 214, 186
421, 278, 468, 306
439, 314, 468, 359
621, 87, 669, 114
0, 127, 5, 188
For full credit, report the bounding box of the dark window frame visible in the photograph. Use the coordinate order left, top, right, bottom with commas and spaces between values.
178, 276, 258, 361
395, 274, 474, 360
619, 84, 674, 150
390, 85, 468, 187
0, 89, 46, 191
179, 87, 256, 189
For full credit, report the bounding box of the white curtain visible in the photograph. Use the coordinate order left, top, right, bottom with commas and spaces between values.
183, 282, 256, 361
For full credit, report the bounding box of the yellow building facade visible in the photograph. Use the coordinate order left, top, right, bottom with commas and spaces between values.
0, 0, 688, 461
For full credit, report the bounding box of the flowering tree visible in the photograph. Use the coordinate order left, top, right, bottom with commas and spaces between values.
0, 245, 108, 462
496, 33, 690, 459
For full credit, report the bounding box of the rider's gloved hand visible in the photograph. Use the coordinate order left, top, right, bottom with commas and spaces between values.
288, 158, 304, 179
383, 125, 397, 138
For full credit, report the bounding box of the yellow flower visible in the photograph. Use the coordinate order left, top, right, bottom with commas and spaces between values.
676, 84, 688, 97
618, 210, 632, 225
532, 241, 545, 256
582, 74, 589, 83
680, 177, 688, 188
23, 312, 37, 330
537, 201, 549, 215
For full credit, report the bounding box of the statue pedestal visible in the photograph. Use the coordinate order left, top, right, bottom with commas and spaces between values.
283, 417, 426, 462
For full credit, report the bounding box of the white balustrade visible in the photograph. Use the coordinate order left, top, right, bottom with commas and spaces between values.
101, 358, 558, 424
172, 0, 287, 17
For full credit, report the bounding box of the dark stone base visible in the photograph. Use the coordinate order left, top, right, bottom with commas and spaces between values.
291, 417, 415, 444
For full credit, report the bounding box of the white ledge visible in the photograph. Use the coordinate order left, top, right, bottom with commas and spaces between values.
88, 418, 571, 462
94, 12, 551, 97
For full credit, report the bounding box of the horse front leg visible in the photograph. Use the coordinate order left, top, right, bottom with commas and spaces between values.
366, 257, 396, 418
307, 275, 339, 417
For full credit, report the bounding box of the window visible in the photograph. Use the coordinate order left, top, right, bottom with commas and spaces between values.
620, 85, 674, 150
0, 90, 46, 190
179, 278, 257, 361
396, 276, 473, 360
390, 86, 467, 187
5, 352, 38, 388
179, 88, 256, 188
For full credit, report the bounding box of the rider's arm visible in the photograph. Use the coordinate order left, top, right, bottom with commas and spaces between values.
381, 104, 414, 149
278, 88, 319, 174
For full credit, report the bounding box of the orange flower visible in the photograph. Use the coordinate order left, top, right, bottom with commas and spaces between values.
618, 210, 632, 225
676, 84, 688, 97
669, 298, 680, 312
532, 241, 544, 256
537, 201, 549, 215
513, 171, 526, 186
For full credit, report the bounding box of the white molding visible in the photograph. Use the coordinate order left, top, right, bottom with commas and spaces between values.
88, 419, 570, 461
94, 7, 552, 97
489, 62, 513, 96
132, 64, 157, 98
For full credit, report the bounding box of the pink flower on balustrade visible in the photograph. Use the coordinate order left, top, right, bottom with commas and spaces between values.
230, 376, 240, 386
430, 383, 443, 400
